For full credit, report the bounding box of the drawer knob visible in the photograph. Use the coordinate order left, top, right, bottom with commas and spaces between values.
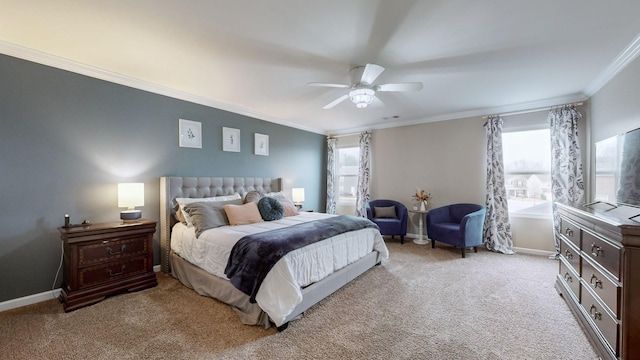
107, 265, 126, 277
590, 243, 602, 257
590, 274, 603, 289
563, 272, 573, 282
106, 244, 126, 255
564, 249, 573, 259
564, 228, 573, 237
589, 304, 602, 320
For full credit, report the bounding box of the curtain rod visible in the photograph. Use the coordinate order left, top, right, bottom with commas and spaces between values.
482, 102, 583, 119
327, 130, 371, 139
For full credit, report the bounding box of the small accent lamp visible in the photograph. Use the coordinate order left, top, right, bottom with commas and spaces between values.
118, 183, 144, 222
292, 188, 305, 209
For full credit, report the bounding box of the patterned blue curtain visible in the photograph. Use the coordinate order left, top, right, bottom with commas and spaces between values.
484, 116, 515, 254
550, 106, 584, 258
326, 137, 338, 214
355, 132, 372, 217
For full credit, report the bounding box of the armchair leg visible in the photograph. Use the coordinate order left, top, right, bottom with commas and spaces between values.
400, 235, 404, 244
431, 239, 435, 248
474, 246, 478, 253
461, 248, 466, 258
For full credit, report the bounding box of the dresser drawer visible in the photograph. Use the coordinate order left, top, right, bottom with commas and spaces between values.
582, 230, 621, 280
559, 257, 580, 301
560, 237, 580, 275
581, 284, 618, 355
78, 235, 149, 266
560, 217, 581, 248
582, 256, 620, 318
78, 256, 149, 289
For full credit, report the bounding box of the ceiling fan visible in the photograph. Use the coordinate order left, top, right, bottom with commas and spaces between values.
307, 63, 423, 109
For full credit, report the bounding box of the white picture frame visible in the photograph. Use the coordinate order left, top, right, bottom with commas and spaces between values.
178, 119, 202, 148
254, 133, 269, 156
222, 127, 241, 152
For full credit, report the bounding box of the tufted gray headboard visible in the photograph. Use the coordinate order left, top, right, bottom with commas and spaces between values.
159, 176, 282, 273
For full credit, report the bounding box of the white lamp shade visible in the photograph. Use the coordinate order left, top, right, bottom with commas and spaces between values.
118, 183, 144, 209
292, 188, 305, 203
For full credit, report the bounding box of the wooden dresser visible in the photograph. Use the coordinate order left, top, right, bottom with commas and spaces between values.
59, 220, 158, 312
555, 201, 640, 359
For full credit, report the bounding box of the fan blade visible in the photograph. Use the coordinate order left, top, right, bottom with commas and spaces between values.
376, 82, 423, 92
322, 94, 350, 109
360, 64, 385, 85
307, 82, 351, 89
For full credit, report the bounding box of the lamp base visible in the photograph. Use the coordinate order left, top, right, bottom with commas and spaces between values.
120, 210, 142, 222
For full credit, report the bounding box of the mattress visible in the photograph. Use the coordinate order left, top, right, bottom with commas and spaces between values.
171, 212, 388, 326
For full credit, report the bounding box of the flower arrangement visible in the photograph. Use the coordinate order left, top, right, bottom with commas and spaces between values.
412, 188, 430, 202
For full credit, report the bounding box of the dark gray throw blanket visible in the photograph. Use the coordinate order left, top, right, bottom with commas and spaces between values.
224, 215, 379, 303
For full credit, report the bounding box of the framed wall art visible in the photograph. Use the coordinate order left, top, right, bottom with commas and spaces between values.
178, 119, 202, 148
254, 133, 269, 156
222, 127, 240, 152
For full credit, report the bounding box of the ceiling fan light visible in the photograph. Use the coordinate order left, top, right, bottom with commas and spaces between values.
349, 88, 375, 108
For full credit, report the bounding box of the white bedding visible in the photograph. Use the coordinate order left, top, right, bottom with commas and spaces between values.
171, 212, 388, 326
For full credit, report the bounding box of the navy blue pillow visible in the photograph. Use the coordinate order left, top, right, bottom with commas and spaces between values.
257, 196, 284, 221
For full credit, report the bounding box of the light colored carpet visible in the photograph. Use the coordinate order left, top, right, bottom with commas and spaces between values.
0, 240, 598, 359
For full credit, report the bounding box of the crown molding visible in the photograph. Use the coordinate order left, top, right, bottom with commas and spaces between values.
584, 32, 640, 96
0, 41, 326, 135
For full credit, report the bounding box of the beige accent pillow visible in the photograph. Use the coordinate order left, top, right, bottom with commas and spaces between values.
175, 193, 242, 226
224, 201, 264, 225
281, 201, 300, 217
374, 206, 397, 218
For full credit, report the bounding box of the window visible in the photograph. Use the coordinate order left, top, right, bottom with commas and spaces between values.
337, 146, 359, 203
502, 129, 552, 217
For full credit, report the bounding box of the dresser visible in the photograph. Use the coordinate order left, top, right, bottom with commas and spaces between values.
59, 220, 158, 312
555, 201, 640, 360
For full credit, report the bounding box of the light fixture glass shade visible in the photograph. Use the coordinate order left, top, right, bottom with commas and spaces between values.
118, 183, 144, 220
292, 188, 305, 207
349, 88, 375, 108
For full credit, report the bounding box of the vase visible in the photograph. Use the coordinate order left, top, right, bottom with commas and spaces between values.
420, 201, 427, 211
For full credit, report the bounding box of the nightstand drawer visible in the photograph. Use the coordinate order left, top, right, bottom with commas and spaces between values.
78, 235, 148, 266
78, 256, 149, 289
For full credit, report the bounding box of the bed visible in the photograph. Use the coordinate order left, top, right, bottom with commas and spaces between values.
159, 176, 388, 329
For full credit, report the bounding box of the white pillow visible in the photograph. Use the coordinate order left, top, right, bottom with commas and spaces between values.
175, 193, 242, 227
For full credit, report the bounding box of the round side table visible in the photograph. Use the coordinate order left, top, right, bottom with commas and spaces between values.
408, 209, 429, 245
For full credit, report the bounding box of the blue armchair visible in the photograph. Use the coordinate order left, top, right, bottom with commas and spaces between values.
366, 199, 408, 244
426, 203, 486, 258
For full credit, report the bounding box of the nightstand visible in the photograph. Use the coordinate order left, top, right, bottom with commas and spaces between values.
58, 220, 158, 312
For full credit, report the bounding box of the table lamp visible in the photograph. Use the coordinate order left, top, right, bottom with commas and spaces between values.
292, 188, 305, 209
118, 183, 144, 221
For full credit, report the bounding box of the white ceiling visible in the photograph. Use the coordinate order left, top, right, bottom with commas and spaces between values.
2, 0, 640, 135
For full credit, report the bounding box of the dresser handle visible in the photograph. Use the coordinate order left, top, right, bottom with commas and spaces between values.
564, 250, 573, 259
563, 272, 573, 282
107, 265, 126, 277
590, 243, 601, 257
564, 228, 573, 237
106, 244, 126, 255
589, 304, 602, 320
590, 274, 603, 289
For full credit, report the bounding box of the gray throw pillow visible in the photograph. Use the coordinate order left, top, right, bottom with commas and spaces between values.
184, 198, 243, 237
244, 190, 263, 204
374, 206, 397, 218
257, 196, 284, 221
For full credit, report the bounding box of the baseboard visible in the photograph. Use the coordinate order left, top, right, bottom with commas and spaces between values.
0, 289, 62, 313
1, 265, 164, 313
512, 246, 555, 257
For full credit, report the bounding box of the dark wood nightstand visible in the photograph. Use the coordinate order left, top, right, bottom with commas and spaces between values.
58, 220, 158, 312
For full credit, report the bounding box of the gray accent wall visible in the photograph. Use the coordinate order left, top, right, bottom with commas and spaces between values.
0, 54, 326, 302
